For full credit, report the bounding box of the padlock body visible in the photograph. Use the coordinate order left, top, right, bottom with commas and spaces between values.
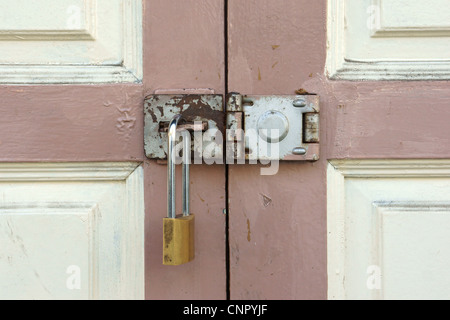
163, 214, 195, 266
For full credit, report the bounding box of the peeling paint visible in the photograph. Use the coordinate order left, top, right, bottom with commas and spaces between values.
116, 105, 137, 140
144, 94, 224, 160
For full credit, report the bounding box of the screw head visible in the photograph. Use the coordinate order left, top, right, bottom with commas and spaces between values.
292, 147, 307, 155
293, 99, 307, 108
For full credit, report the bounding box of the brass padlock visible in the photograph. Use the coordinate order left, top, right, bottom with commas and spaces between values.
163, 115, 195, 266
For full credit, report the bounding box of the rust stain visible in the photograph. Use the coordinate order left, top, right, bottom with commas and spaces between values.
176, 95, 225, 135
156, 106, 165, 117
271, 45, 280, 50
247, 219, 251, 242
258, 67, 262, 81
145, 97, 158, 122
304, 113, 320, 143
295, 88, 310, 95
272, 61, 279, 69
145, 94, 225, 160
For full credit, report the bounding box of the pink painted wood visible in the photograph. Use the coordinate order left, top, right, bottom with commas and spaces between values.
228, 0, 450, 300
143, 0, 226, 300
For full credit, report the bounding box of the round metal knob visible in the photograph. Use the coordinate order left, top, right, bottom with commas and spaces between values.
257, 110, 289, 143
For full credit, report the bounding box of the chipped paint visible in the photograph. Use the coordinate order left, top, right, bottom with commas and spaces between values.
144, 94, 224, 160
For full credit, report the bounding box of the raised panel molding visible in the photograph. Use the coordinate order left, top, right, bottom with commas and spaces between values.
0, 0, 142, 84
371, 0, 450, 37
326, 0, 450, 80
373, 201, 450, 300
0, 203, 100, 299
328, 159, 450, 300
0, 162, 140, 181
0, 0, 96, 41
0, 162, 145, 300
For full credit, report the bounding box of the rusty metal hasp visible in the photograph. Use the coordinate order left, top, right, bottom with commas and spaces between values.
144, 94, 224, 160
144, 93, 319, 162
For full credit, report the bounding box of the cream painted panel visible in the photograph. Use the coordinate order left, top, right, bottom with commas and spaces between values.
346, 0, 450, 61
327, 0, 450, 80
0, 163, 144, 300
0, 0, 142, 83
328, 160, 450, 300
0, 0, 93, 39
379, 0, 450, 32
0, 0, 119, 64
0, 204, 99, 300
377, 204, 450, 300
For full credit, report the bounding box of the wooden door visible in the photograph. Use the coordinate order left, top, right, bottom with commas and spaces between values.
227, 0, 450, 300
0, 0, 227, 300
3, 0, 449, 301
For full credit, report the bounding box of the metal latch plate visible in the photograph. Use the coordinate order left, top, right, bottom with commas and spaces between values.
227, 94, 320, 161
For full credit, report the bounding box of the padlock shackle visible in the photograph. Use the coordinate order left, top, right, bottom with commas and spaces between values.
167, 114, 191, 219
182, 130, 190, 217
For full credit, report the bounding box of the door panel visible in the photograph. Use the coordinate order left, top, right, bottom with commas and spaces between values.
0, 0, 227, 301
143, 0, 226, 300
227, 0, 327, 300
0, 0, 146, 300
324, 1, 450, 300
0, 0, 227, 300
0, 163, 144, 300
328, 160, 450, 300
0, 0, 142, 84
327, 0, 450, 80
228, 0, 450, 300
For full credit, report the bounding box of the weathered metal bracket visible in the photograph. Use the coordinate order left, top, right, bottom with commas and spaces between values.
226, 93, 320, 161
144, 93, 319, 162
144, 94, 224, 160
